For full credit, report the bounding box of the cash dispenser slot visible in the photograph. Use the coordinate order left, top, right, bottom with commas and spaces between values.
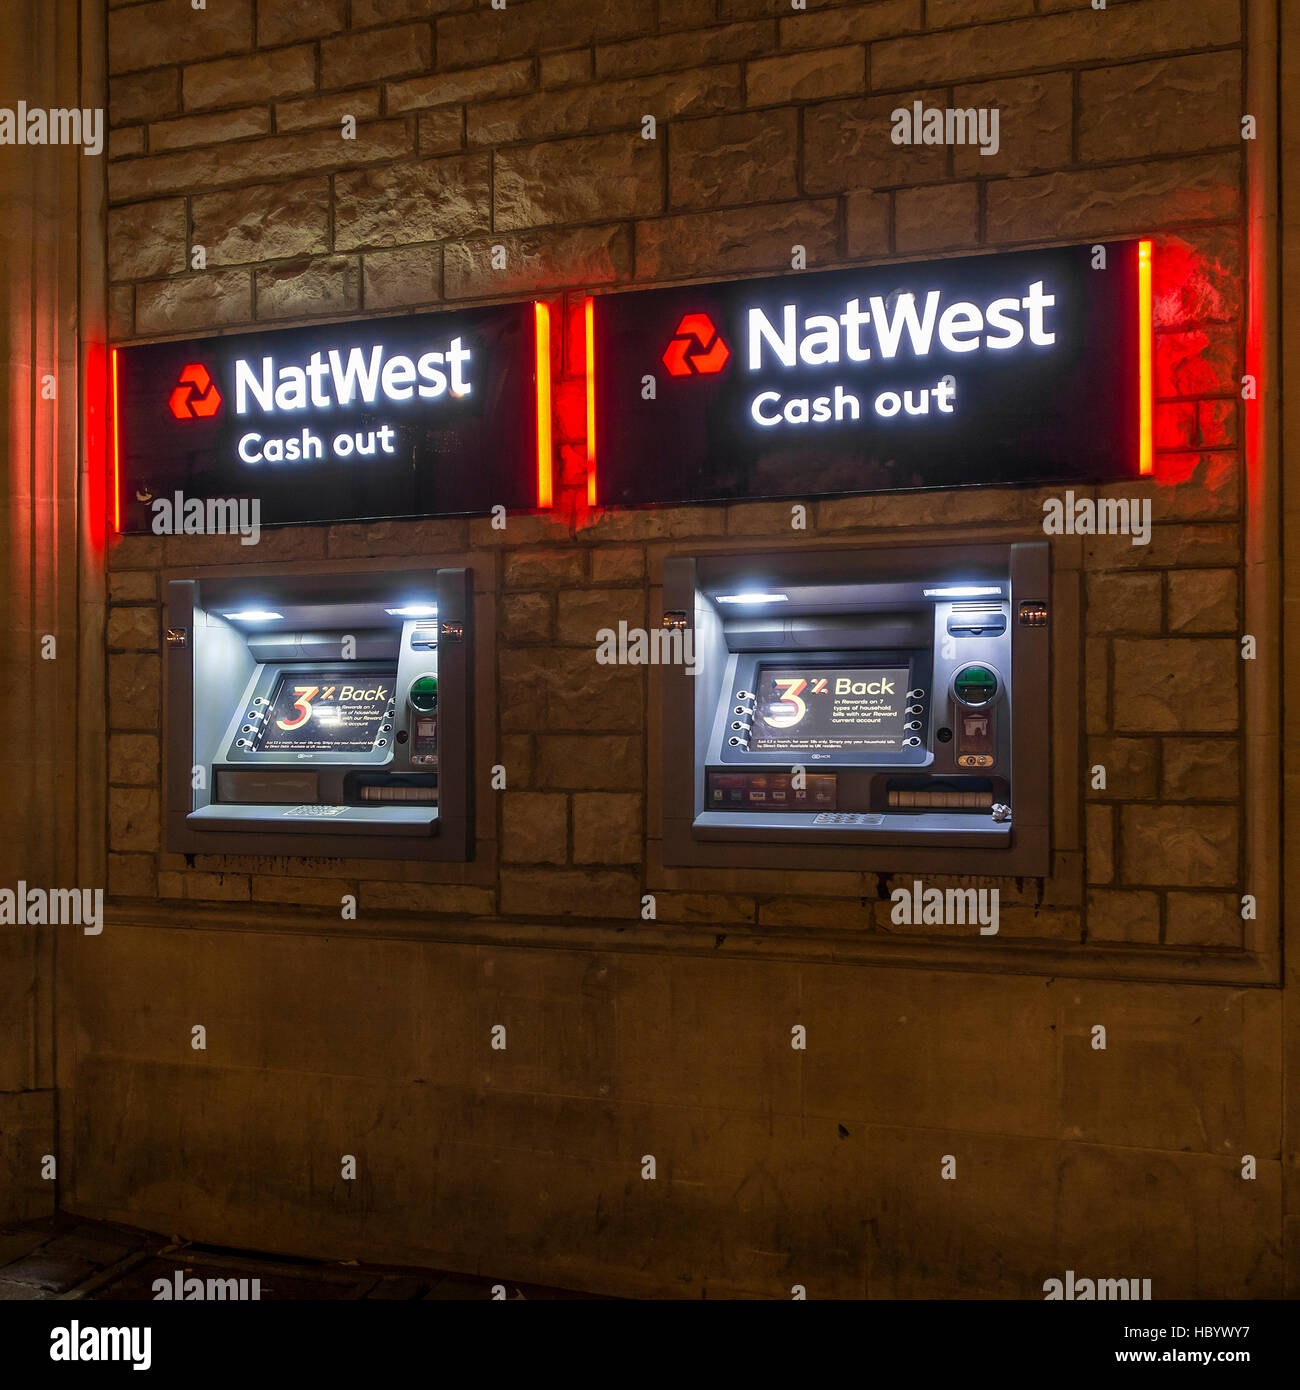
166, 567, 471, 861
661, 541, 1050, 874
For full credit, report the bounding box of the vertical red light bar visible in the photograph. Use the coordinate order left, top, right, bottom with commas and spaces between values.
1138, 238, 1153, 475
110, 346, 122, 530
534, 301, 553, 508
584, 296, 597, 507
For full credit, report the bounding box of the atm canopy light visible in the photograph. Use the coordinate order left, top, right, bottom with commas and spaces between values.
222, 609, 283, 621
716, 592, 789, 605
385, 604, 438, 617
923, 586, 1002, 599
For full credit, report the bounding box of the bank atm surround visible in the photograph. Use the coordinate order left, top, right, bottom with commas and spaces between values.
662, 542, 1049, 874
166, 567, 470, 860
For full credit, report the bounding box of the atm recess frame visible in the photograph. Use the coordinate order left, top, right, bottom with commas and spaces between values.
661, 540, 1050, 875
165, 566, 471, 862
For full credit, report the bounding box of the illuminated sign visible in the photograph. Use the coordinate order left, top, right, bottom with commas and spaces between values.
112, 301, 550, 531
590, 240, 1152, 508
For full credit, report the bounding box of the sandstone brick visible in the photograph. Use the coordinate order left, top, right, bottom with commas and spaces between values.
535, 735, 642, 790
321, 23, 433, 89
109, 734, 159, 787
1086, 571, 1162, 634
496, 735, 534, 790
573, 793, 641, 864
761, 897, 875, 931
1165, 892, 1242, 948
108, 570, 156, 604
353, 0, 469, 22
358, 881, 497, 915
502, 591, 554, 643
986, 154, 1241, 244
109, 121, 414, 203
1086, 738, 1159, 799
255, 256, 361, 319
1120, 806, 1238, 887
1196, 400, 1237, 449
580, 507, 724, 541
1166, 569, 1237, 634
556, 588, 647, 645
1079, 53, 1240, 164
669, 109, 797, 210
498, 868, 640, 919
418, 108, 464, 155
109, 282, 134, 339
1156, 326, 1239, 398
150, 107, 271, 152
1086, 889, 1160, 944
438, 1, 651, 68
951, 72, 1072, 178
777, 0, 921, 47
158, 869, 250, 901
1085, 636, 1109, 734
109, 68, 180, 125
108, 853, 156, 898
108, 200, 187, 281
1085, 523, 1240, 573
135, 271, 252, 334
275, 90, 382, 133
636, 200, 838, 281
109, 0, 253, 75
541, 49, 594, 87
1154, 226, 1242, 330
109, 128, 145, 159
1112, 638, 1237, 733
182, 45, 316, 111
109, 654, 160, 729
746, 46, 865, 107
502, 792, 569, 864
107, 607, 159, 652
845, 188, 890, 259
590, 547, 644, 583
109, 788, 159, 852
499, 649, 641, 733
335, 154, 490, 249
1155, 402, 1196, 450
445, 224, 632, 297
466, 66, 743, 146
928, 0, 1033, 24
653, 892, 756, 925
871, 0, 1238, 88
387, 60, 534, 113
804, 93, 947, 195
258, 0, 347, 46
504, 547, 586, 589
1086, 803, 1113, 885
192, 179, 329, 267
596, 22, 772, 80
894, 182, 978, 253
362, 245, 442, 311
1149, 454, 1239, 522
251, 875, 355, 908
1162, 738, 1240, 801
496, 132, 661, 231
323, 518, 466, 558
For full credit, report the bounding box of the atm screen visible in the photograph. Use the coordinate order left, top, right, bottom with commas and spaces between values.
749, 665, 910, 753
254, 669, 395, 755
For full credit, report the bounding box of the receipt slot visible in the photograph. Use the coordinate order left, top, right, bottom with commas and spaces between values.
165, 567, 471, 860
661, 542, 1050, 874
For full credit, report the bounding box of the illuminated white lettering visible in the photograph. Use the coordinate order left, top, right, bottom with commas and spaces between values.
748, 305, 797, 369
937, 300, 984, 352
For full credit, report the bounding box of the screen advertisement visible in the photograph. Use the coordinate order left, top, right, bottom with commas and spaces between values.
254, 671, 395, 755
749, 666, 910, 753
592, 239, 1148, 507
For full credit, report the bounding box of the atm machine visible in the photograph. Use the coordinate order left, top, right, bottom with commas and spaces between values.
662, 541, 1050, 875
165, 567, 471, 860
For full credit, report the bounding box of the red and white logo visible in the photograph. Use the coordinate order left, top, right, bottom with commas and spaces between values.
169, 363, 223, 419
662, 313, 730, 377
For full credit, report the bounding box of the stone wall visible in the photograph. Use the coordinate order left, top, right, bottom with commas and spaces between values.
75, 0, 1286, 1297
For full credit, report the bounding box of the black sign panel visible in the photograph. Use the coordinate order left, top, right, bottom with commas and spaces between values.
256, 671, 395, 755
593, 241, 1145, 507
114, 301, 541, 531
749, 665, 910, 754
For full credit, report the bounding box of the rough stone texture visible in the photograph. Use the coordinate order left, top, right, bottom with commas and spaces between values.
192, 179, 330, 266
635, 200, 838, 280
1086, 890, 1161, 944
496, 132, 662, 231
443, 224, 631, 298
572, 793, 642, 864
803, 93, 947, 195
149, 107, 271, 152
1165, 568, 1238, 633
669, 109, 797, 210
1165, 892, 1243, 948
258, 0, 347, 47
276, 90, 383, 133
335, 155, 489, 250
1086, 738, 1159, 800
255, 256, 362, 319
596, 22, 773, 80
745, 46, 865, 107
1086, 572, 1163, 634
362, 245, 442, 311
134, 271, 253, 334
1162, 738, 1240, 801
320, 23, 433, 90
1119, 807, 1238, 888
109, 0, 252, 75
182, 46, 317, 112
951, 72, 1072, 178
894, 182, 978, 253
1112, 639, 1239, 733
109, 68, 180, 125
107, 200, 186, 281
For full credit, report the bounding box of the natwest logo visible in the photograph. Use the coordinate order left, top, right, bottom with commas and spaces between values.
169, 363, 222, 420
662, 313, 730, 377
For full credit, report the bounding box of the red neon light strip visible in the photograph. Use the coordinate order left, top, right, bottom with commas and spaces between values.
534, 301, 553, 508
110, 347, 122, 531
1137, 239, 1153, 475
584, 297, 597, 507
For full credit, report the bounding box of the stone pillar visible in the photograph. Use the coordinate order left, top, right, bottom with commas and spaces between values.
0, 0, 105, 1219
